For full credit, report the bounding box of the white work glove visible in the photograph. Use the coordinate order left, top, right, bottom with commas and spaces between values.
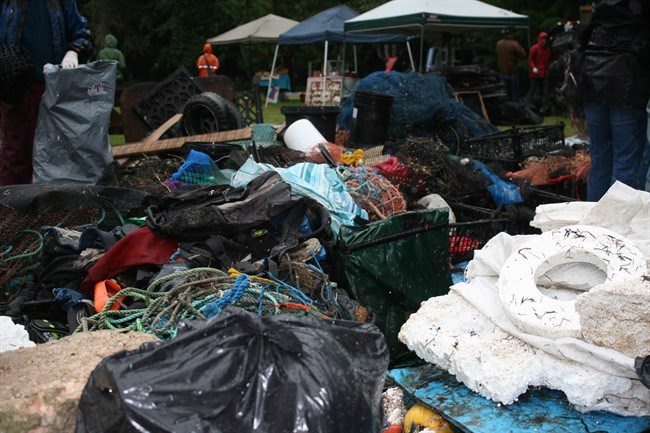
61, 50, 78, 68
532, 67, 539, 75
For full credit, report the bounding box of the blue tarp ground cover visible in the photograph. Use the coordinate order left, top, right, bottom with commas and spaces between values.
389, 364, 650, 433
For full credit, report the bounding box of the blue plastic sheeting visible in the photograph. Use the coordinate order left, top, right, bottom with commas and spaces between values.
278, 5, 409, 45
389, 364, 650, 433
471, 159, 523, 206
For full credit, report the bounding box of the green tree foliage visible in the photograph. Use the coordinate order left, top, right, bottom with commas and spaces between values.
76, 0, 587, 87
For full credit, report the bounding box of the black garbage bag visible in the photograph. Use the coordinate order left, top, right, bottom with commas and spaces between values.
76, 307, 389, 433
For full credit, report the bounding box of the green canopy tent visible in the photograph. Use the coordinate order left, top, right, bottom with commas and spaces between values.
344, 0, 529, 71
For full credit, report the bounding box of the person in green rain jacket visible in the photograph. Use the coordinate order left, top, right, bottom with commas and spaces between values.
97, 33, 125, 84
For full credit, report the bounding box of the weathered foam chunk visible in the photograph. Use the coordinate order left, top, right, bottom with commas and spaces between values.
498, 225, 647, 339
576, 276, 650, 358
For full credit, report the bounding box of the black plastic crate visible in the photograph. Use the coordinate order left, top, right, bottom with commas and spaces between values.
133, 66, 205, 134
461, 124, 566, 164
448, 201, 511, 263
520, 184, 578, 208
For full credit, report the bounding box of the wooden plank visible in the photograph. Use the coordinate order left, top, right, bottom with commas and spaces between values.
454, 91, 490, 122
112, 127, 253, 158
144, 113, 183, 144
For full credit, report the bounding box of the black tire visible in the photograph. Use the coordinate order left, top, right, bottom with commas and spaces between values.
181, 92, 230, 136
223, 99, 245, 130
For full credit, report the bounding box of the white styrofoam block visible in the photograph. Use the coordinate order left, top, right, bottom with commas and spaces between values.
498, 225, 647, 339
0, 316, 35, 353
399, 293, 649, 415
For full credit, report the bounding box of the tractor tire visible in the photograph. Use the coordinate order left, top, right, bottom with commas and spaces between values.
224, 99, 245, 130
181, 92, 230, 136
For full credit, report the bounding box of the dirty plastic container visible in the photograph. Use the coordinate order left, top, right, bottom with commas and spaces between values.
349, 90, 394, 149
281, 105, 340, 142
283, 118, 327, 153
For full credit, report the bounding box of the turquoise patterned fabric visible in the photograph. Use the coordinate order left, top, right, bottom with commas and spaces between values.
231, 157, 367, 234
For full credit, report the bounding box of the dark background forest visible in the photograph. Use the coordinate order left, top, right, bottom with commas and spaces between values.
76, 0, 587, 91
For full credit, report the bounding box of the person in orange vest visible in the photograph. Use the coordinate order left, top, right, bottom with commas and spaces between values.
196, 43, 219, 77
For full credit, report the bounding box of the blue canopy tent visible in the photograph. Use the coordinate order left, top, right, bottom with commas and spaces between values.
266, 5, 414, 104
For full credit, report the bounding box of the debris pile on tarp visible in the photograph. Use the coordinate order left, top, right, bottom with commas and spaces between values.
4, 67, 645, 432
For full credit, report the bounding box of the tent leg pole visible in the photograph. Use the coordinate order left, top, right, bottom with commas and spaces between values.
406, 40, 415, 72
419, 26, 424, 72
266, 44, 280, 107
322, 40, 328, 106
353, 45, 358, 74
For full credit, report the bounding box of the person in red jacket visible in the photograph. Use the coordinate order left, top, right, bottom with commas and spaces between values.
526, 32, 551, 107
196, 43, 219, 77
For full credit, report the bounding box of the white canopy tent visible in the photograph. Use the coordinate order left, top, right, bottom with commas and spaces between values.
344, 0, 529, 71
206, 14, 299, 45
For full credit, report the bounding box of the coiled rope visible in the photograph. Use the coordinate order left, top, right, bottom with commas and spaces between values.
79, 267, 324, 339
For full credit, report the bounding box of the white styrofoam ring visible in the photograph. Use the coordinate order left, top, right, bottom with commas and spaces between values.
283, 118, 326, 153
498, 225, 647, 339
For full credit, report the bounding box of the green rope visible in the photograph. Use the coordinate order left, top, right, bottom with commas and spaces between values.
78, 267, 324, 339
0, 229, 43, 263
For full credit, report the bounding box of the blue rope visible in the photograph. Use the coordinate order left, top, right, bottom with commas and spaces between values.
200, 274, 250, 318
267, 272, 314, 306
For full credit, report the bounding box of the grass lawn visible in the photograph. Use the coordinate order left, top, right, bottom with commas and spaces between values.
262, 100, 579, 137
261, 99, 303, 125
111, 98, 579, 146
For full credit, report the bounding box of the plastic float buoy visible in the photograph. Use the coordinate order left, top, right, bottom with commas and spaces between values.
402, 403, 453, 433
498, 225, 647, 339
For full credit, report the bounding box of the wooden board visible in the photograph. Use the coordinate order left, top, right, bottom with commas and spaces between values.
454, 91, 489, 122
143, 113, 183, 144
112, 128, 253, 158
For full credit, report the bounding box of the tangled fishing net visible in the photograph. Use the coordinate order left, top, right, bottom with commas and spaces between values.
115, 154, 180, 195
308, 142, 345, 165
345, 167, 407, 221
338, 71, 498, 151
397, 136, 487, 198
508, 151, 591, 186
0, 185, 153, 300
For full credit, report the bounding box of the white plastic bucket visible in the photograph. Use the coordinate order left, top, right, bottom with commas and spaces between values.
283, 118, 326, 153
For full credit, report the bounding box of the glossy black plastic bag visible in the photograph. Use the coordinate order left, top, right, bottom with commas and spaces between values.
76, 307, 389, 433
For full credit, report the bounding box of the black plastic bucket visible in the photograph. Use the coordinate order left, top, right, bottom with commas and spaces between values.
281, 105, 340, 142
349, 90, 394, 149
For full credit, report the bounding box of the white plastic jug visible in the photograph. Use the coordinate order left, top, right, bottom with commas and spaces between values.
283, 118, 327, 153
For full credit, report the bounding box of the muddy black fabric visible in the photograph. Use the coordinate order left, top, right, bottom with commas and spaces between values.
76, 307, 389, 433
146, 171, 301, 241
0, 184, 155, 221
146, 171, 331, 264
